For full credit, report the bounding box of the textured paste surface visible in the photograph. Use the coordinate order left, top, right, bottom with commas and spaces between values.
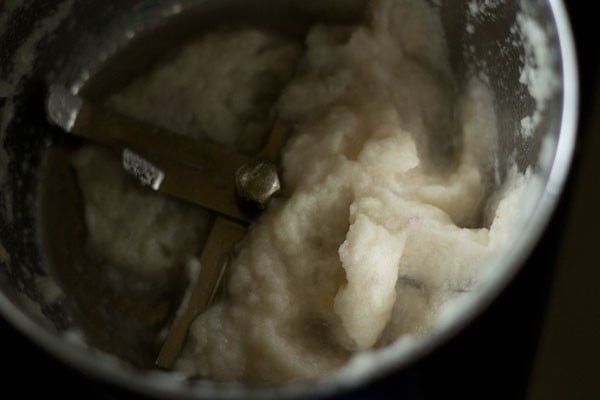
72, 0, 527, 385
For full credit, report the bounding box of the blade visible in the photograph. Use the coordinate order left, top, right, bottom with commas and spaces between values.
46, 84, 251, 222
46, 84, 83, 132
155, 216, 247, 368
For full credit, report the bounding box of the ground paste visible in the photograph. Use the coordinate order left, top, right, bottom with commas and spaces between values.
72, 0, 528, 385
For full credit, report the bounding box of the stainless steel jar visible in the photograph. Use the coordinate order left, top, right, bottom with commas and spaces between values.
0, 0, 578, 398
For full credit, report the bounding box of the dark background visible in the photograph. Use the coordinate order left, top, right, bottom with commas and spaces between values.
2, 1, 599, 399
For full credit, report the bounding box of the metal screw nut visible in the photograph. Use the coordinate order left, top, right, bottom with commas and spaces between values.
235, 159, 281, 210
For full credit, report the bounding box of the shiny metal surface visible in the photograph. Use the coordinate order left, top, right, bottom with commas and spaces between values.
235, 159, 281, 210
0, 0, 578, 398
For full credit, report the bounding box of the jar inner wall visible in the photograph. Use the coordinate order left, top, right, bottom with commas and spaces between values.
0, 0, 571, 395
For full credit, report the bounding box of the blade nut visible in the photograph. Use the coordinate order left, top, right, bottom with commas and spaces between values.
235, 159, 280, 211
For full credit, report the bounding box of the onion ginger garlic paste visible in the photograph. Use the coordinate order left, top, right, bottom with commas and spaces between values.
68, 0, 530, 386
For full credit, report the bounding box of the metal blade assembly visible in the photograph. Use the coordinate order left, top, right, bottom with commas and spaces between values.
46, 84, 287, 369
